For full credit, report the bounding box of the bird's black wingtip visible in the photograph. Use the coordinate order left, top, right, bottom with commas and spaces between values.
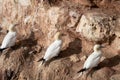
77, 68, 86, 73
37, 58, 45, 63
77, 70, 80, 73
37, 58, 43, 62
0, 48, 7, 53
0, 49, 4, 53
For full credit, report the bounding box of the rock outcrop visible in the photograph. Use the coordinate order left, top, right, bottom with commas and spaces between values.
76, 12, 115, 43
0, 0, 120, 80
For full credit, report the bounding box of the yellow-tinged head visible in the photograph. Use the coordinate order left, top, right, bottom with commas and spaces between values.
9, 23, 19, 32
54, 32, 62, 40
93, 44, 104, 51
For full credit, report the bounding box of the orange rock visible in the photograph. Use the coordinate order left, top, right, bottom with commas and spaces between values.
90, 67, 115, 80
74, 0, 93, 7
76, 12, 115, 42
100, 0, 111, 6
110, 74, 120, 80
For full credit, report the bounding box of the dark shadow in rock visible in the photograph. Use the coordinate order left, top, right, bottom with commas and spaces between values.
60, 38, 82, 58
99, 55, 120, 68
4, 31, 37, 59
15, 31, 37, 50
95, 34, 116, 45
86, 66, 100, 79
4, 69, 15, 80
108, 34, 116, 45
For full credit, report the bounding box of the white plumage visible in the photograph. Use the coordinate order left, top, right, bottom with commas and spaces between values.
83, 49, 102, 69
44, 39, 62, 61
37, 32, 63, 64
0, 31, 16, 49
77, 44, 104, 76
0, 24, 18, 52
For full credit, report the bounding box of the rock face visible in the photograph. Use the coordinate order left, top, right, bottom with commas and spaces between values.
76, 12, 115, 42
0, 0, 120, 80
73, 0, 94, 7
110, 74, 120, 80
90, 67, 115, 80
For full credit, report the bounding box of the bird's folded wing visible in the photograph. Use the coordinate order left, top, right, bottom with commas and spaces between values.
83, 52, 101, 68
44, 41, 62, 59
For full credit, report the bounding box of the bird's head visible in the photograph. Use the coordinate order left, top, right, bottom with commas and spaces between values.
93, 44, 104, 51
8, 23, 19, 32
54, 32, 64, 40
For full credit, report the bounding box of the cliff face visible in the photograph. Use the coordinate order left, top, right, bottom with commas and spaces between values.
0, 0, 120, 80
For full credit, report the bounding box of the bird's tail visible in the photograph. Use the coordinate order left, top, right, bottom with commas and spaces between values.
0, 48, 7, 53
37, 58, 45, 64
77, 68, 87, 73
37, 58, 45, 67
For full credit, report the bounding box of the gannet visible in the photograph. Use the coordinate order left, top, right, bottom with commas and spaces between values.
77, 44, 104, 76
37, 32, 63, 64
0, 23, 18, 52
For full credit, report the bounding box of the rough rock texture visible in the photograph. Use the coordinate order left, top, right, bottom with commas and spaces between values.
89, 67, 115, 80
0, 0, 120, 80
110, 74, 120, 80
76, 12, 115, 43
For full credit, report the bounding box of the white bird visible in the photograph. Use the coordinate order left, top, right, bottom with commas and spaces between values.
0, 23, 18, 52
77, 44, 104, 76
37, 32, 63, 64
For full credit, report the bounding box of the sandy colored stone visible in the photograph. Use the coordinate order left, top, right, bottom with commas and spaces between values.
73, 0, 94, 7
100, 56, 106, 62
18, 0, 31, 6
80, 55, 87, 61
67, 10, 80, 28
70, 54, 80, 62
76, 12, 115, 42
